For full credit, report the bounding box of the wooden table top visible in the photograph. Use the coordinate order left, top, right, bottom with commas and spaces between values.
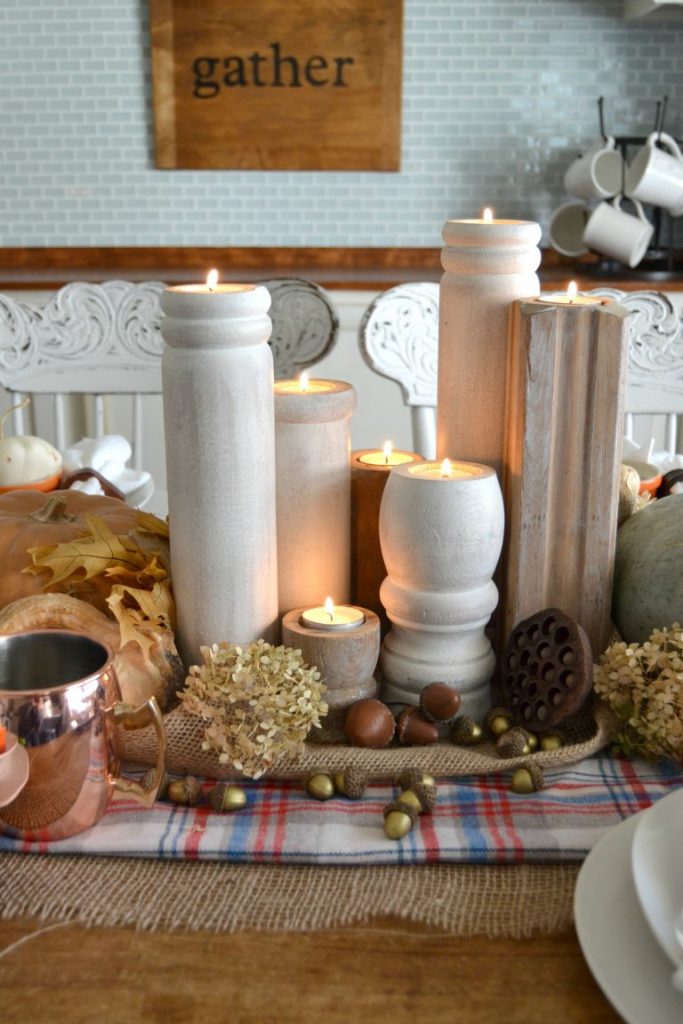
0, 917, 621, 1023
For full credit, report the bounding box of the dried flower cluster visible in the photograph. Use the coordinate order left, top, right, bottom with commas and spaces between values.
593, 624, 683, 763
179, 640, 327, 778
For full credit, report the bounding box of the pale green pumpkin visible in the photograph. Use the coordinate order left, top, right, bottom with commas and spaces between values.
612, 494, 683, 643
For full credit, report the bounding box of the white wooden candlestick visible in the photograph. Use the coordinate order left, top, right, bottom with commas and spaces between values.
502, 295, 630, 655
274, 379, 356, 617
437, 216, 542, 478
161, 282, 278, 667
379, 461, 504, 717
282, 607, 380, 742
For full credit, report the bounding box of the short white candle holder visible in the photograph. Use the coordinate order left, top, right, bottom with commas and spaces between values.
379, 460, 504, 718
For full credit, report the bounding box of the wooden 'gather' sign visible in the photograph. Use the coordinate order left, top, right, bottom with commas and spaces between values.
150, 0, 402, 171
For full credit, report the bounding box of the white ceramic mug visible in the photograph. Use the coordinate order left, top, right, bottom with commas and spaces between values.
563, 136, 623, 201
582, 196, 654, 268
625, 131, 683, 216
548, 200, 591, 257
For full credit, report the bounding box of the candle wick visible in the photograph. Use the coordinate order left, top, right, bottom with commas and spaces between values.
327, 610, 334, 623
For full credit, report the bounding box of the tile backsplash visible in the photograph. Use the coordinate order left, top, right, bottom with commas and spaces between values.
1, 0, 681, 247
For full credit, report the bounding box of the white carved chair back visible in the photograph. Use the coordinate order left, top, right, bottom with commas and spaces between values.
588, 288, 683, 454
0, 277, 339, 469
359, 283, 683, 460
358, 282, 439, 458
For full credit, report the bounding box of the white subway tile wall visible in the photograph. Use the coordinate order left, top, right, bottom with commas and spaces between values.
0, 0, 681, 246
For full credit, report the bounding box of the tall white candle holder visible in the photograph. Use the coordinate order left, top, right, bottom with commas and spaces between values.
274, 379, 356, 617
379, 460, 505, 718
161, 281, 278, 667
437, 215, 542, 478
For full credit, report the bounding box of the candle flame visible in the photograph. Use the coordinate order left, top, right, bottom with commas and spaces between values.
299, 370, 310, 392
383, 440, 393, 464
441, 458, 452, 478
206, 269, 219, 292
567, 280, 578, 303
482, 207, 494, 223
324, 596, 335, 622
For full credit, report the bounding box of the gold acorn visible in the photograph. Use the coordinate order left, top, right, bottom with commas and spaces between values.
539, 732, 563, 752
496, 726, 529, 759
510, 763, 545, 794
484, 706, 514, 739
397, 781, 437, 815
397, 768, 436, 792
450, 715, 484, 746
305, 772, 335, 801
210, 783, 247, 813
334, 767, 368, 799
383, 800, 418, 840
167, 775, 202, 806
142, 767, 171, 800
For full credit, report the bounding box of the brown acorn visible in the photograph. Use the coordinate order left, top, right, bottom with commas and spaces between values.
345, 698, 395, 748
396, 707, 439, 746
419, 682, 462, 723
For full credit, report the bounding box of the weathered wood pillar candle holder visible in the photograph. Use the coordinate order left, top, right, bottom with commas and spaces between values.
438, 213, 542, 477
351, 446, 423, 631
282, 603, 380, 741
379, 460, 505, 717
274, 377, 356, 617
501, 292, 630, 655
161, 277, 278, 667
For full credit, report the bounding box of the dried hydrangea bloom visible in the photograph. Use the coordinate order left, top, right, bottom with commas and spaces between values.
179, 639, 327, 778
594, 624, 683, 763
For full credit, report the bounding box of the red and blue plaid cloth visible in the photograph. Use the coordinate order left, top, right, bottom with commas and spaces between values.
2, 755, 682, 864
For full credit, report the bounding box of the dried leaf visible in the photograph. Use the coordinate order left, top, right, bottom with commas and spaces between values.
136, 510, 169, 539
107, 581, 175, 655
26, 514, 147, 586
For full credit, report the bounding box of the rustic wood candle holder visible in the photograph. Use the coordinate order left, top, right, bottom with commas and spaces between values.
282, 607, 380, 742
501, 297, 630, 656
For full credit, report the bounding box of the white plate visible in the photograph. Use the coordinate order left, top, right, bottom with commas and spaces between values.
632, 786, 683, 971
0, 739, 29, 808
575, 809, 683, 1024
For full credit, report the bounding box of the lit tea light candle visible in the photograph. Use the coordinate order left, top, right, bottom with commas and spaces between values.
357, 440, 415, 468
300, 597, 365, 632
409, 459, 486, 481
168, 269, 259, 297
274, 372, 340, 395
536, 281, 608, 306
482, 206, 494, 223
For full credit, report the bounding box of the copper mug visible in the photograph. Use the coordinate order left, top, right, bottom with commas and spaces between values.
0, 630, 166, 841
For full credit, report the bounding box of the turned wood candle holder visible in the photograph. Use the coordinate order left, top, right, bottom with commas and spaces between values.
351, 448, 423, 632
501, 296, 630, 655
379, 460, 505, 718
282, 607, 380, 742
437, 217, 541, 478
160, 281, 278, 667
274, 380, 356, 618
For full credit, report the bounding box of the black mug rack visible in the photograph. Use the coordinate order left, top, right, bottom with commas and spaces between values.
581, 96, 682, 281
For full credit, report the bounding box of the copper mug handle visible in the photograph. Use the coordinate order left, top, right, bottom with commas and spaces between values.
108, 696, 166, 807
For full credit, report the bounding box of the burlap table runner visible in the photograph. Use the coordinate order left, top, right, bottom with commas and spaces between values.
0, 854, 579, 938
118, 698, 616, 780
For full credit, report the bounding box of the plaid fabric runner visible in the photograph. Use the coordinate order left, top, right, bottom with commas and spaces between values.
2, 755, 682, 864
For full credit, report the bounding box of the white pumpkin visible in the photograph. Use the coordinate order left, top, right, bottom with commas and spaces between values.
0, 398, 62, 488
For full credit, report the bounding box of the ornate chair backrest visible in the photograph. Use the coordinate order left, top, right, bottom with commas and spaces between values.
359, 283, 683, 459
358, 282, 439, 458
0, 277, 339, 468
